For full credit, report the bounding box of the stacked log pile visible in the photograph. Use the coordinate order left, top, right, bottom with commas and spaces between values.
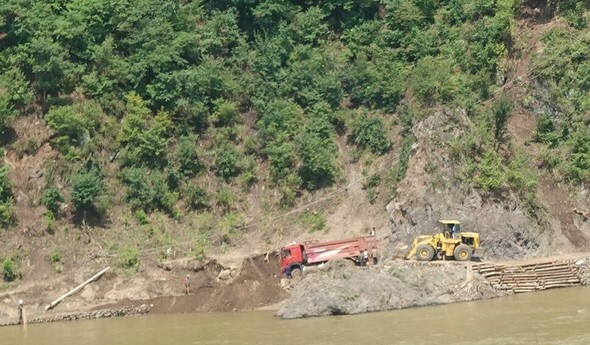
473, 259, 584, 293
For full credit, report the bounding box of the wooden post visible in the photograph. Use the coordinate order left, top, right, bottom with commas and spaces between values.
45, 267, 110, 311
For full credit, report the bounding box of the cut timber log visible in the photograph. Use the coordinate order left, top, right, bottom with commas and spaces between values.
477, 257, 586, 293
45, 267, 110, 311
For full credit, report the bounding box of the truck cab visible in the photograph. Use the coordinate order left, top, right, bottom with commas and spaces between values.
279, 243, 306, 277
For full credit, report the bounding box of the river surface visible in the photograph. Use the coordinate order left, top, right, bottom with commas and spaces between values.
3, 286, 590, 345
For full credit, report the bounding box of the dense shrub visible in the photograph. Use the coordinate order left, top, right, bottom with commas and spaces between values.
264, 142, 297, 183
490, 95, 513, 146
176, 135, 204, 177
45, 101, 102, 154
474, 150, 506, 192
216, 187, 235, 212
297, 132, 337, 190
211, 99, 239, 127
0, 164, 15, 228
184, 184, 210, 210
411, 56, 459, 105
70, 165, 104, 214
121, 167, 177, 212
214, 144, 242, 180
352, 112, 391, 155
257, 99, 304, 145
42, 185, 64, 216
564, 131, 590, 183
2, 0, 566, 219
2, 258, 18, 282
0, 68, 34, 132
118, 94, 171, 168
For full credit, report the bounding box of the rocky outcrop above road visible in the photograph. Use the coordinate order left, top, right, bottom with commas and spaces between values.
276, 260, 506, 319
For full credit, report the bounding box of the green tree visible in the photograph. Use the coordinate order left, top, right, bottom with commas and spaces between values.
118, 93, 172, 168
215, 144, 241, 180
352, 112, 391, 155
0, 68, 34, 132
121, 167, 177, 212
45, 100, 102, 154
264, 142, 297, 183
70, 164, 104, 214
176, 135, 203, 177
297, 131, 337, 190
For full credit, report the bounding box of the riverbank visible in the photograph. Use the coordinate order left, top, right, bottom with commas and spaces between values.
2, 254, 590, 326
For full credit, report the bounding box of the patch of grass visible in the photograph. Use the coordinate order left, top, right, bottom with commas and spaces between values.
362, 173, 381, 204
299, 211, 326, 233
13, 138, 40, 158
117, 247, 140, 274
49, 250, 63, 273
218, 212, 244, 241
134, 209, 149, 225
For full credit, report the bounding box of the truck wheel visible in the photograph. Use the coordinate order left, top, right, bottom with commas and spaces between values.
291, 267, 302, 279
416, 244, 435, 261
453, 244, 472, 261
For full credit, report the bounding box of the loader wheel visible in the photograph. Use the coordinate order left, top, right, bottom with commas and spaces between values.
416, 244, 435, 261
453, 244, 472, 261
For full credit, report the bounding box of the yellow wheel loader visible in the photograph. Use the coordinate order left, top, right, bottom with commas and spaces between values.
405, 220, 483, 262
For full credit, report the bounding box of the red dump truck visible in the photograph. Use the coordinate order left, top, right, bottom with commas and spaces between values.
279, 236, 378, 278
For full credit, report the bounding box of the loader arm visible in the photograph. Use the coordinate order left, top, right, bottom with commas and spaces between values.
405, 235, 435, 260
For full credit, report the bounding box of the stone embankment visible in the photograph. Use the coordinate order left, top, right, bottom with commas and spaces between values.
0, 304, 152, 327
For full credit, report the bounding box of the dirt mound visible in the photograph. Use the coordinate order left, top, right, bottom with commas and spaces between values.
143, 254, 288, 313
277, 259, 506, 319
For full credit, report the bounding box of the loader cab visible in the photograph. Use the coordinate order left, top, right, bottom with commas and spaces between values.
440, 219, 461, 239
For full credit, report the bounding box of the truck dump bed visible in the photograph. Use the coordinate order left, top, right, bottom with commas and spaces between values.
304, 236, 377, 264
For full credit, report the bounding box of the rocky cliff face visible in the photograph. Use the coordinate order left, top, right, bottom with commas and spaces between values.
384, 110, 578, 260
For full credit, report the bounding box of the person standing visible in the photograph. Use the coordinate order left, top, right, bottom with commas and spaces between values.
17, 299, 23, 325
363, 249, 370, 266
184, 274, 191, 294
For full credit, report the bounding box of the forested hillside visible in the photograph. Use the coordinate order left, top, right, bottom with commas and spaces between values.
0, 0, 589, 284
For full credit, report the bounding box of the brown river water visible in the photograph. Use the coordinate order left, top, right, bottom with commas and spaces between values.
3, 286, 590, 345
